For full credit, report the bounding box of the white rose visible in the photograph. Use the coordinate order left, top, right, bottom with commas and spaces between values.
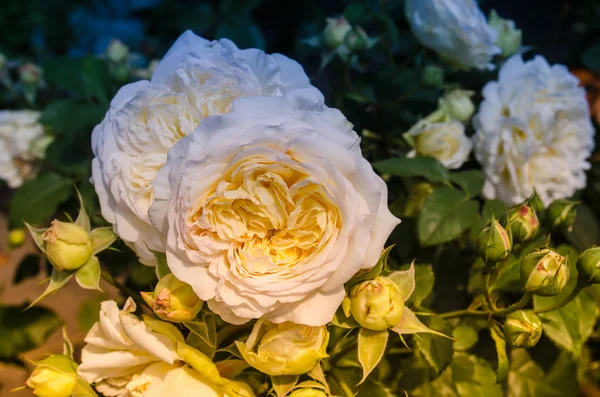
77, 298, 182, 396
92, 30, 325, 265
405, 0, 501, 70
0, 110, 51, 188
473, 55, 595, 205
149, 96, 400, 326
408, 120, 473, 169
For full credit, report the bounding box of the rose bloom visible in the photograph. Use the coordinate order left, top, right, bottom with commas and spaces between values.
405, 0, 500, 70
77, 298, 182, 396
149, 96, 399, 326
92, 30, 325, 265
0, 110, 52, 188
408, 120, 473, 169
474, 55, 595, 205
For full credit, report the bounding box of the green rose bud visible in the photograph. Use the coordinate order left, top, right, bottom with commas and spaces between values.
236, 320, 329, 376
504, 203, 539, 243
350, 276, 405, 331
488, 10, 522, 57
577, 247, 600, 286
503, 310, 542, 348
42, 220, 93, 271
547, 199, 577, 231
345, 27, 369, 52
422, 64, 445, 87
25, 355, 78, 397
289, 388, 328, 397
141, 273, 204, 323
323, 17, 352, 50
19, 62, 42, 85
477, 218, 512, 264
404, 182, 434, 217
520, 248, 569, 296
439, 89, 475, 122
105, 39, 129, 63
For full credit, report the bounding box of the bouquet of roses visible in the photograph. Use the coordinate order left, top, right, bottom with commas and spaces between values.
3, 0, 600, 396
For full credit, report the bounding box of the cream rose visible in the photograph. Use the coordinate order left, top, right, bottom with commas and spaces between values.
405, 0, 500, 70
149, 96, 400, 326
473, 55, 595, 205
77, 298, 182, 396
0, 110, 52, 188
91, 30, 325, 265
408, 120, 473, 169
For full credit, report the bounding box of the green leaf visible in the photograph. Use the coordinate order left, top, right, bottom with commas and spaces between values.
153, 251, 171, 278
81, 56, 110, 105
44, 57, 86, 95
215, 359, 249, 379
408, 264, 435, 307
387, 261, 415, 300
0, 304, 62, 361
91, 227, 117, 254
489, 326, 508, 383
74, 188, 90, 232
451, 353, 502, 397
9, 173, 73, 226
373, 156, 450, 183
391, 310, 450, 339
347, 245, 393, 287
450, 170, 485, 198
271, 375, 299, 397
452, 324, 478, 352
27, 268, 74, 309
184, 313, 218, 359
40, 99, 105, 137
564, 203, 600, 251
13, 254, 40, 284
358, 328, 388, 384
75, 256, 102, 291
77, 299, 101, 333
418, 187, 479, 247
507, 349, 578, 397
482, 200, 508, 224
414, 316, 453, 375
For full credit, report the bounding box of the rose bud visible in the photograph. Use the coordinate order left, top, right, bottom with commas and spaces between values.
439, 89, 475, 122
236, 320, 329, 376
344, 27, 369, 52
350, 276, 405, 331
289, 388, 328, 397
141, 273, 204, 323
520, 248, 569, 296
526, 191, 545, 217
25, 355, 78, 397
322, 17, 352, 50
105, 39, 129, 63
503, 310, 542, 348
504, 203, 539, 243
547, 199, 577, 231
476, 218, 512, 264
577, 247, 600, 286
42, 220, 93, 271
488, 10, 522, 57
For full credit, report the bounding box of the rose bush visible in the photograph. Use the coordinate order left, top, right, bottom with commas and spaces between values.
149, 96, 399, 325
91, 30, 325, 265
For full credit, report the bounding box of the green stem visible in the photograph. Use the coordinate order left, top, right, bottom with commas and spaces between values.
534, 285, 583, 314
484, 270, 497, 311
439, 292, 533, 319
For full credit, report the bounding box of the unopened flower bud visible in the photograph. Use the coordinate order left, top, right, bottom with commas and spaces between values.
577, 247, 600, 286
488, 10, 522, 57
19, 63, 42, 85
141, 273, 203, 323
439, 89, 475, 122
504, 203, 539, 243
25, 355, 78, 397
547, 199, 577, 231
42, 220, 92, 271
323, 17, 352, 50
345, 27, 369, 52
404, 182, 434, 217
520, 248, 569, 296
477, 218, 512, 263
503, 310, 542, 348
236, 320, 329, 376
289, 388, 328, 397
350, 276, 405, 331
106, 39, 130, 63
422, 64, 445, 87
